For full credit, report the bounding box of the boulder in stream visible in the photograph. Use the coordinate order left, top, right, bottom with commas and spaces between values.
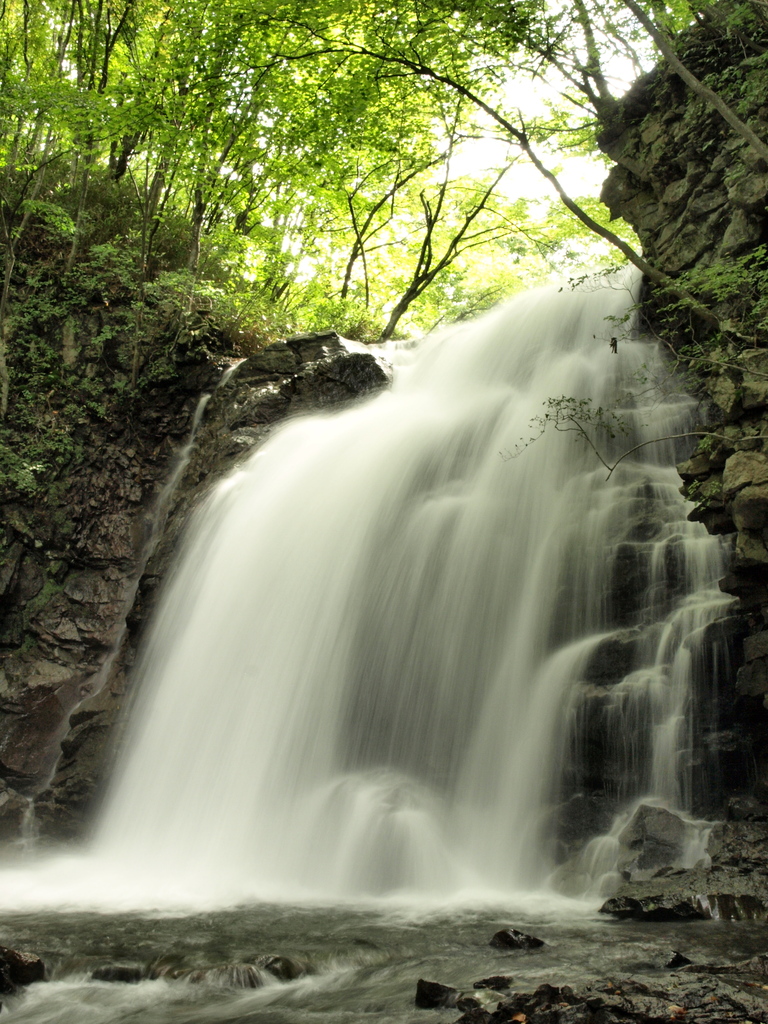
666, 950, 694, 969
473, 975, 513, 990
182, 964, 265, 987
489, 928, 545, 950
415, 978, 459, 1008
0, 946, 45, 993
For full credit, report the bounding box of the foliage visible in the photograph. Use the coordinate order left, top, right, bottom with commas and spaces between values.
678, 245, 768, 338
0, 0, 766, 492
0, 0, 647, 373
642, 245, 768, 390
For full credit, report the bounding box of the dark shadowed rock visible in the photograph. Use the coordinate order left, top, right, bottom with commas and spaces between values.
607, 544, 650, 626
91, 965, 144, 983
454, 1009, 493, 1024
490, 928, 544, 950
415, 978, 459, 1008
665, 950, 693, 969
0, 946, 45, 993
554, 791, 617, 860
0, 781, 28, 840
456, 995, 482, 1011
599, 894, 705, 921
582, 630, 640, 686
729, 790, 768, 823
473, 975, 513, 990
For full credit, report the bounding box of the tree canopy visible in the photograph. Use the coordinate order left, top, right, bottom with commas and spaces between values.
0, 0, 765, 429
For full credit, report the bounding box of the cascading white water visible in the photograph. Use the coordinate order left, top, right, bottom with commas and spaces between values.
43, 270, 726, 907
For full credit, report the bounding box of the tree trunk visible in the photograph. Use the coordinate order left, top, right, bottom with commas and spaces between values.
0, 248, 16, 418
187, 188, 206, 276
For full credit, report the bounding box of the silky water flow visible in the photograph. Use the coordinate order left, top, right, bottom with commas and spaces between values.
0, 274, 734, 911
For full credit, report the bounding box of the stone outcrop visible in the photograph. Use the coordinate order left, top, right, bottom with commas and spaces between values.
450, 974, 768, 1023
600, 19, 768, 276
0, 945, 45, 996
26, 330, 390, 837
598, 17, 768, 798
421, 943, 768, 1023
616, 804, 708, 880
0, 302, 389, 843
598, 809, 768, 923
0, 355, 220, 837
489, 929, 545, 951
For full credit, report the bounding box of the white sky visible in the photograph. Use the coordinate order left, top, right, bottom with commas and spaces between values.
449, 52, 642, 204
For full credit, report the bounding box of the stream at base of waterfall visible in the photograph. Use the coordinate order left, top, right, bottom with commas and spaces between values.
3, 904, 768, 1024
0, 275, 744, 1022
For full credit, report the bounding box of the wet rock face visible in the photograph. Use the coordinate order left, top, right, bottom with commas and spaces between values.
23, 331, 391, 840
596, 18, 768, 818
557, 611, 745, 820
582, 630, 640, 686
616, 804, 707, 879
171, 332, 390, 501
599, 817, 768, 922
488, 974, 768, 1024
600, 894, 707, 922
554, 792, 617, 862
0, 370, 216, 823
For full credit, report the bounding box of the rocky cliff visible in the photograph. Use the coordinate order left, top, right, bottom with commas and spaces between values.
0, 327, 221, 838
599, 15, 768, 798
591, 10, 768, 910
0, 317, 389, 840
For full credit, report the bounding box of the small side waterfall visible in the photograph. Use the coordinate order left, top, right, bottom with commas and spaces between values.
56, 274, 733, 906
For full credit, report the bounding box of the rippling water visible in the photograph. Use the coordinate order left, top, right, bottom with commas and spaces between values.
3, 904, 768, 1023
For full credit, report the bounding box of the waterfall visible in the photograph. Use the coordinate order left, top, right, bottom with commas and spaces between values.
1, 273, 734, 910
67, 271, 730, 905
